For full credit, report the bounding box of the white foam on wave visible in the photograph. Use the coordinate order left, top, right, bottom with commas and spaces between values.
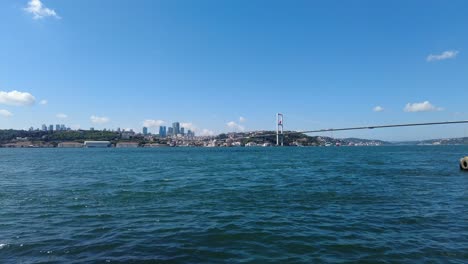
0, 244, 7, 249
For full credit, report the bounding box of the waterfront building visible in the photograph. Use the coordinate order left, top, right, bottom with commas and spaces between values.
144, 143, 170, 148
143, 127, 148, 135
49, 125, 54, 132
58, 142, 83, 148
168, 127, 174, 137
180, 127, 185, 136
116, 142, 139, 148
172, 122, 180, 135
83, 141, 111, 148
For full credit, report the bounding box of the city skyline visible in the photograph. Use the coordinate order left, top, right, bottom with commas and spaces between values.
27, 119, 198, 138
1, 0, 467, 141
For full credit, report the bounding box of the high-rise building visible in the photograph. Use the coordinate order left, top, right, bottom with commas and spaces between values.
49, 125, 54, 132
61, 124, 66, 131
180, 127, 185, 135
56, 124, 61, 131
172, 122, 180, 135
187, 130, 195, 138
159, 126, 167, 137
42, 124, 47, 131
143, 127, 148, 135
90, 127, 95, 131
158, 126, 162, 137
167, 127, 174, 136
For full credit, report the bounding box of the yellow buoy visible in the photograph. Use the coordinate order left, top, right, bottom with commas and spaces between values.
460, 157, 468, 171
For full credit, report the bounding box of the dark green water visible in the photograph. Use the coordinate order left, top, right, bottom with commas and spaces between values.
1, 146, 467, 263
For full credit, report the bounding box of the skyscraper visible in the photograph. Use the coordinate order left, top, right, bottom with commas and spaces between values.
159, 126, 167, 137
42, 124, 47, 131
167, 127, 174, 136
49, 125, 54, 132
180, 127, 185, 135
143, 127, 148, 135
172, 122, 180, 135
56, 124, 61, 131
187, 129, 191, 135
187, 129, 195, 138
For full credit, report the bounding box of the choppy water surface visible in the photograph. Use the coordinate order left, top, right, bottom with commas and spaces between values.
0, 146, 467, 263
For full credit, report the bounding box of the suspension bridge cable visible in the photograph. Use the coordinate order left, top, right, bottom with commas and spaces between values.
234, 120, 468, 140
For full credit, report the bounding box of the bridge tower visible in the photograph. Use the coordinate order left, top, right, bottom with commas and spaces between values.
276, 113, 284, 146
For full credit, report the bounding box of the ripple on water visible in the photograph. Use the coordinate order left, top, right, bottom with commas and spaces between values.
0, 146, 467, 262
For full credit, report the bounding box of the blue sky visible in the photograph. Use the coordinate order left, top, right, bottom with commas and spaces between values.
1, 0, 467, 140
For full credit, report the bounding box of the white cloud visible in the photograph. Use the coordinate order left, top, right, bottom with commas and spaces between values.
180, 122, 196, 131
143, 119, 165, 127
404, 101, 443, 112
426, 50, 459, 62
178, 122, 214, 136
24, 0, 60, 20
239, 116, 246, 123
56, 113, 67, 119
373, 106, 384, 112
0, 109, 13, 118
201, 129, 215, 136
39, 100, 48, 105
227, 121, 245, 131
0, 90, 36, 106
90, 115, 110, 124
227, 121, 236, 127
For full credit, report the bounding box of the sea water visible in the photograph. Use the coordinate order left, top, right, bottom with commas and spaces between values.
0, 146, 467, 263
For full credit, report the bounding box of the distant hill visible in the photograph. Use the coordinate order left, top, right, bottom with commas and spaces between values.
341, 137, 391, 146
0, 129, 121, 144
218, 131, 392, 146
396, 137, 468, 145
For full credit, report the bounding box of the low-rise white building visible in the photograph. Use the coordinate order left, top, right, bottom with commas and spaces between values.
58, 142, 83, 148
116, 142, 139, 148
84, 141, 111, 148
144, 143, 170, 148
